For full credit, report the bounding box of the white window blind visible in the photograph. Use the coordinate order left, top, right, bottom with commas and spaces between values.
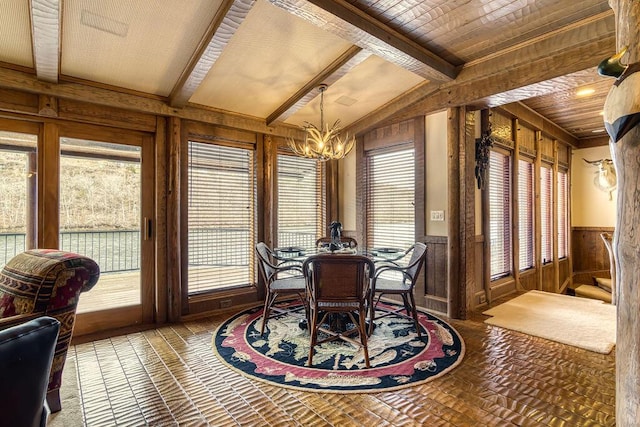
557, 170, 568, 259
366, 148, 415, 249
187, 141, 256, 294
518, 159, 535, 271
489, 150, 512, 280
540, 165, 553, 263
277, 154, 325, 249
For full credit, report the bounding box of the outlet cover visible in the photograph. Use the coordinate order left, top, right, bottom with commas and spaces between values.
430, 210, 445, 221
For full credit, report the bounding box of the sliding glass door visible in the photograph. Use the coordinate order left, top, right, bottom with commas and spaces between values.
60, 126, 155, 334
0, 123, 38, 268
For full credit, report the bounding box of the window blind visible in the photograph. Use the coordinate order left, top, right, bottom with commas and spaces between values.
540, 165, 553, 264
557, 170, 568, 259
517, 159, 535, 270
365, 148, 415, 249
489, 150, 512, 280
277, 154, 325, 249
187, 141, 256, 294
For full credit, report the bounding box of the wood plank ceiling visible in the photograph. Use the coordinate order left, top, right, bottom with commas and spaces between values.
0, 0, 620, 147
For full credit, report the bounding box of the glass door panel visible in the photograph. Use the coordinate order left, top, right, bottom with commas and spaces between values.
0, 130, 37, 269
58, 137, 143, 314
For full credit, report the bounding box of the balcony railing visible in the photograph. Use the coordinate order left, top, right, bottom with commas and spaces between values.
1, 229, 317, 271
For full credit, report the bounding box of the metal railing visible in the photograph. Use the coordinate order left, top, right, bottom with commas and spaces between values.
1, 229, 318, 271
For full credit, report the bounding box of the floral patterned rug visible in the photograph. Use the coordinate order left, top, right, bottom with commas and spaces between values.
212, 301, 465, 393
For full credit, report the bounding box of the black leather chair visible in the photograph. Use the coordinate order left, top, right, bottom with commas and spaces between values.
0, 316, 60, 427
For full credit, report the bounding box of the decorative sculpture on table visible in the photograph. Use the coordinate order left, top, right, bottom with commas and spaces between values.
329, 221, 343, 251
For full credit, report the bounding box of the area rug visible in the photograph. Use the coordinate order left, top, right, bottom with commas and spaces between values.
212, 301, 465, 393
483, 290, 616, 354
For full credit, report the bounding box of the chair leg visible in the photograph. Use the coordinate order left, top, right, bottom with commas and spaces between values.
359, 308, 370, 368
408, 292, 421, 338
46, 388, 61, 413
261, 290, 275, 335
307, 308, 318, 366
368, 292, 377, 336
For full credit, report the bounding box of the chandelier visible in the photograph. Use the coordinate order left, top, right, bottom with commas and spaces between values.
287, 84, 355, 161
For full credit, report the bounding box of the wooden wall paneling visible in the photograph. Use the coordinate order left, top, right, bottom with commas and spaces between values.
325, 159, 339, 226
512, 118, 522, 289
261, 135, 276, 250
166, 116, 182, 321
355, 135, 365, 246
462, 110, 476, 315
490, 109, 513, 142
571, 227, 614, 273
447, 107, 461, 318
154, 117, 168, 324
474, 236, 485, 307
38, 122, 59, 248
519, 272, 538, 291
423, 235, 448, 314
57, 99, 156, 132
534, 130, 543, 290
540, 133, 555, 160
38, 95, 57, 117
517, 122, 536, 155
558, 259, 571, 292
552, 140, 560, 293
0, 88, 39, 115
541, 265, 555, 293
414, 117, 426, 239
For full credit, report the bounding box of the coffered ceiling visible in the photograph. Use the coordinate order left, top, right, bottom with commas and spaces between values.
0, 0, 619, 146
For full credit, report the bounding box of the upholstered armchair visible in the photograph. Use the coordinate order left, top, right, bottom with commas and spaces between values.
0, 249, 100, 413
0, 316, 60, 427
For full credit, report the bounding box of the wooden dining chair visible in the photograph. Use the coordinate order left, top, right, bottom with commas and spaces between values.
315, 236, 358, 249
255, 242, 307, 335
303, 254, 374, 368
369, 242, 427, 337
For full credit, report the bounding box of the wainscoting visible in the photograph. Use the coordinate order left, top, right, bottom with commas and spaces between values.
572, 227, 614, 284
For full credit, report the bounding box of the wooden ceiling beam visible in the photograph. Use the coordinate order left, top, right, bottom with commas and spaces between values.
267, 0, 457, 82
169, 0, 255, 108
266, 46, 370, 125
347, 11, 616, 137
0, 67, 304, 139
30, 0, 60, 83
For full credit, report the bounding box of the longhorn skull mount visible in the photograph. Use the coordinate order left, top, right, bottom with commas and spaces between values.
583, 158, 617, 200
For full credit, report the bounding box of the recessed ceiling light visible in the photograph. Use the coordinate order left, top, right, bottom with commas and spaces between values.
599, 111, 605, 116
576, 88, 596, 97
592, 128, 605, 133
81, 10, 128, 37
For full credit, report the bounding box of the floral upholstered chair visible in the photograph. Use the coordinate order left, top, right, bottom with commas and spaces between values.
0, 249, 100, 413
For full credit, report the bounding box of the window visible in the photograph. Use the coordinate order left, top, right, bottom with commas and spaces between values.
187, 141, 256, 294
488, 150, 512, 280
518, 159, 535, 270
540, 165, 553, 263
0, 131, 37, 269
557, 169, 568, 259
366, 148, 415, 249
277, 154, 325, 249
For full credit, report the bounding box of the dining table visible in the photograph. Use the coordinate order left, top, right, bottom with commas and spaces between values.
272, 244, 408, 332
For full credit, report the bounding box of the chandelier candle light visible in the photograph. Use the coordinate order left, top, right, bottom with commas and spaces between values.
287, 84, 356, 161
